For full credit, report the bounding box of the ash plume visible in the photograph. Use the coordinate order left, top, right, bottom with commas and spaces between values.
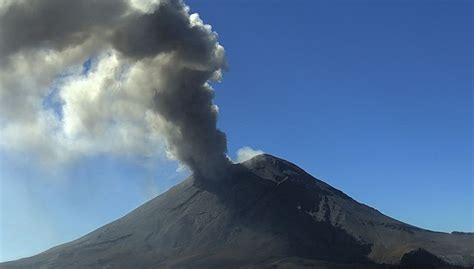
0, 0, 230, 178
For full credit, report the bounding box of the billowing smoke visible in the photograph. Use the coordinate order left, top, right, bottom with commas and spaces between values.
0, 0, 230, 178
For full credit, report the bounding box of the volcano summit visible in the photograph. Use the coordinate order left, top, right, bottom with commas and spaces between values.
1, 154, 472, 269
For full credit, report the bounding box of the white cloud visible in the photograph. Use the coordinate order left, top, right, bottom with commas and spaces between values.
128, 0, 161, 13
236, 146, 264, 163
0, 50, 170, 166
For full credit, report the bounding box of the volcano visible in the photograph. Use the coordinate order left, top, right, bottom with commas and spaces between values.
2, 154, 473, 269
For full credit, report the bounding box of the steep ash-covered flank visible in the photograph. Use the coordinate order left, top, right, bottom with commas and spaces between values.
1, 154, 473, 269
243, 155, 474, 267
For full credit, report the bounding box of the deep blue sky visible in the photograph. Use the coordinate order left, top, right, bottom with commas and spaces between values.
1, 0, 472, 262
200, 0, 473, 232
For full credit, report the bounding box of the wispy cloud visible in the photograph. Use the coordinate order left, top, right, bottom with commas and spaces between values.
236, 146, 264, 163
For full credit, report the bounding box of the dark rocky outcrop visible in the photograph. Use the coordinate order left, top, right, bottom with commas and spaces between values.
399, 248, 468, 269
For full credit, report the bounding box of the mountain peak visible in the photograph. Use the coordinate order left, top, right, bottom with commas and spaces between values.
241, 153, 308, 185
242, 153, 294, 167
2, 154, 473, 269
243, 153, 282, 162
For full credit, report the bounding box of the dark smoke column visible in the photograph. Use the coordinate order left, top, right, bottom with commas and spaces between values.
0, 0, 231, 179
112, 0, 231, 179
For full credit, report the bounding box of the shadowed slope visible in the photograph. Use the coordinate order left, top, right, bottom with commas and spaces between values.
1, 154, 472, 269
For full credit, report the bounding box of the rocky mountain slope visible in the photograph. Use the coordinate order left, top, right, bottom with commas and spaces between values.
2, 154, 472, 269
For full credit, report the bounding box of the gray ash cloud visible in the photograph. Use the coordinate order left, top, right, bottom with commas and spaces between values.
0, 0, 230, 178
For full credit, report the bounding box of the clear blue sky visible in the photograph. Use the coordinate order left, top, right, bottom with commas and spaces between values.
1, 0, 472, 262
